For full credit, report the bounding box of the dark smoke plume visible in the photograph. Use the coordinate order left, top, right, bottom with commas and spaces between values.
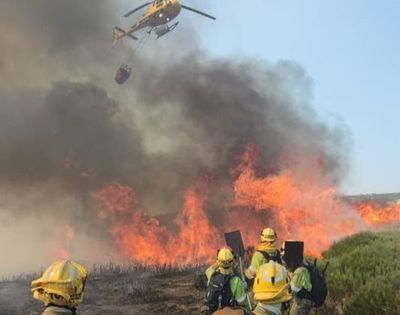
0, 0, 350, 273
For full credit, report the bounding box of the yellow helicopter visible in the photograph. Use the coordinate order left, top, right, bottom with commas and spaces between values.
113, 0, 215, 45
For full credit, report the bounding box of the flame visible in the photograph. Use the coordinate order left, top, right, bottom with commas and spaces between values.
228, 145, 362, 257
92, 146, 400, 265
93, 181, 221, 265
356, 201, 400, 226
169, 182, 220, 264
91, 181, 137, 219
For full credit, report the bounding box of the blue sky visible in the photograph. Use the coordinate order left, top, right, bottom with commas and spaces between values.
182, 0, 400, 194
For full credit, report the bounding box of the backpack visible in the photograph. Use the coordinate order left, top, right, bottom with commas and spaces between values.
257, 250, 282, 264
298, 260, 329, 308
206, 272, 236, 313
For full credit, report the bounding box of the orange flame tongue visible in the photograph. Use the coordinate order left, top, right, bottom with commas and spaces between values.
356, 201, 400, 226
169, 183, 221, 264
111, 210, 171, 264
229, 146, 363, 257
91, 181, 137, 219
93, 181, 221, 265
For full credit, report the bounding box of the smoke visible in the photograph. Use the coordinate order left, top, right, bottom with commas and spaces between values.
125, 55, 350, 213
0, 1, 350, 274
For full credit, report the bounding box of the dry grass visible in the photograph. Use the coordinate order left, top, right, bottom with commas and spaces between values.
0, 262, 206, 315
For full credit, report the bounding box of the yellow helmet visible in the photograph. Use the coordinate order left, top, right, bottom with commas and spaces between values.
253, 260, 291, 303
261, 227, 277, 242
31, 260, 87, 308
217, 247, 235, 269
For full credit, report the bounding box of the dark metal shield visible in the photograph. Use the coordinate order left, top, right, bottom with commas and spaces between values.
283, 240, 304, 271
224, 230, 245, 258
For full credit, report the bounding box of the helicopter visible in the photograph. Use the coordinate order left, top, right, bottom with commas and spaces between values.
113, 0, 215, 45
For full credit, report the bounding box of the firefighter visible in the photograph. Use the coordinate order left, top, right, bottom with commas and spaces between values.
252, 257, 292, 315
245, 227, 281, 280
289, 266, 313, 315
31, 260, 87, 315
201, 247, 248, 315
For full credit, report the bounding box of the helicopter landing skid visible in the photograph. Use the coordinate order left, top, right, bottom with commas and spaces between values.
148, 22, 179, 38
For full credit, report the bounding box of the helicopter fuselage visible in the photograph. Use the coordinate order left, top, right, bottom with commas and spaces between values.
136, 0, 181, 31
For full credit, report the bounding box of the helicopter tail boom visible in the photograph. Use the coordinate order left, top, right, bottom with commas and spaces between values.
113, 26, 139, 46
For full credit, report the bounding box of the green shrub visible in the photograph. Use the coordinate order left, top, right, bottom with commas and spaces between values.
318, 230, 400, 315
323, 231, 378, 259
343, 273, 400, 315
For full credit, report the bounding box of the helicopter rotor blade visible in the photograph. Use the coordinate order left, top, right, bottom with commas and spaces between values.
181, 5, 216, 20
124, 2, 153, 18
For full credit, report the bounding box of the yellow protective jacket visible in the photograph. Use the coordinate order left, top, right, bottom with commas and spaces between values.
246, 242, 281, 279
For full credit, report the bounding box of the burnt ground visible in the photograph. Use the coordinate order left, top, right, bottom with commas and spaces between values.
0, 267, 208, 315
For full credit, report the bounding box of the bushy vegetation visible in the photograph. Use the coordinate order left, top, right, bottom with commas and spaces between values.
319, 230, 400, 315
